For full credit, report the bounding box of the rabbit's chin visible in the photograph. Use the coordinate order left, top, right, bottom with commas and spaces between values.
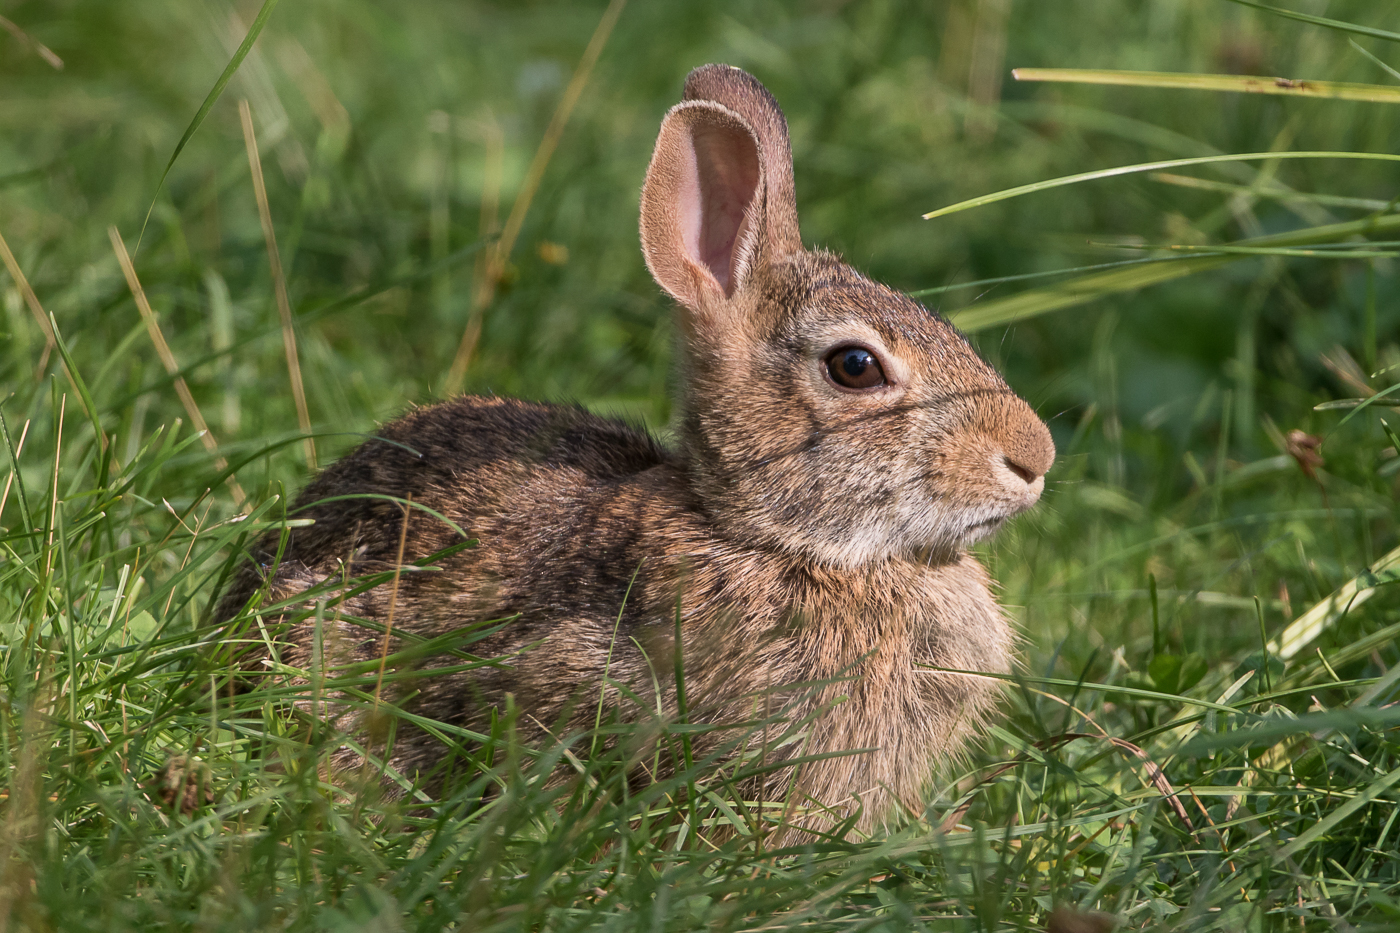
958, 514, 1009, 545
901, 517, 1006, 566
796, 498, 1026, 569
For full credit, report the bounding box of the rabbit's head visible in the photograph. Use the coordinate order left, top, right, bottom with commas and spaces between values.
641, 65, 1054, 569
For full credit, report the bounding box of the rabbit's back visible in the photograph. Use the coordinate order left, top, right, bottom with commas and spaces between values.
230, 395, 660, 570
219, 395, 677, 670
219, 396, 702, 772
275, 394, 665, 548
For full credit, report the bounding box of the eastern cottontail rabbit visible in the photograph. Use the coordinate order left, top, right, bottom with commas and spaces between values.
217, 64, 1054, 837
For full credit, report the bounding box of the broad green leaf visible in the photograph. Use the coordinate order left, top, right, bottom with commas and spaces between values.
1148, 654, 1184, 693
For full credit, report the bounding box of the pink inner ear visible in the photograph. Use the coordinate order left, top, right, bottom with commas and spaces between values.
685, 122, 760, 296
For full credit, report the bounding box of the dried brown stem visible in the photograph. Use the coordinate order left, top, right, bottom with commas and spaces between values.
108, 226, 247, 507
0, 228, 106, 452
374, 494, 413, 710
240, 99, 317, 471
0, 14, 63, 70
444, 0, 627, 393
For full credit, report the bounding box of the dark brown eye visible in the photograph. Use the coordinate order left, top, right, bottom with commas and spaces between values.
824, 345, 887, 390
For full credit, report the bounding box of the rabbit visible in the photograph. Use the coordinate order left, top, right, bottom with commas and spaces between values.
215, 63, 1055, 839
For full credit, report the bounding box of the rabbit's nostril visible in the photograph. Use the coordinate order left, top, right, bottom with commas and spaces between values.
1003, 456, 1038, 485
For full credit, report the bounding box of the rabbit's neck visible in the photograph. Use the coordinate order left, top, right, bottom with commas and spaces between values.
785, 551, 1014, 683
698, 550, 1014, 833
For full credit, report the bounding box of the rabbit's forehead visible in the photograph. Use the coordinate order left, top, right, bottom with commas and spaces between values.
764, 263, 1001, 385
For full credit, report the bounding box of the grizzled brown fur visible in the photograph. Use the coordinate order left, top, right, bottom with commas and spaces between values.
216, 64, 1055, 838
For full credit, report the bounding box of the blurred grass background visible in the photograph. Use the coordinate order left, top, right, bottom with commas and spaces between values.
3, 0, 1400, 929
7, 0, 1394, 663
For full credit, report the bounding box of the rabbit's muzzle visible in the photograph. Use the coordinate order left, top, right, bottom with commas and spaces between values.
928, 390, 1055, 545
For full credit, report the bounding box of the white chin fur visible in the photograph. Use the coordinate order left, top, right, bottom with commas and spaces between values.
794, 500, 1017, 569
957, 516, 1007, 546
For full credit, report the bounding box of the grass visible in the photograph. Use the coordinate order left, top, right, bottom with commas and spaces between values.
2, 0, 1400, 929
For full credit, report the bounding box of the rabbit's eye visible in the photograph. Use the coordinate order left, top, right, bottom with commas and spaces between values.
824, 346, 887, 390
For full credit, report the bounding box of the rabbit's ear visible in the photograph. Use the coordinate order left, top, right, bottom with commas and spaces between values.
641, 65, 801, 311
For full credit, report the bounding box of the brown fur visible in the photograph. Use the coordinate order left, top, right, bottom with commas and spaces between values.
216, 64, 1055, 839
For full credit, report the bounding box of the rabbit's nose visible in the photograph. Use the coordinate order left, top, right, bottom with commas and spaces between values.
994, 411, 1054, 507
993, 453, 1044, 507
1003, 455, 1038, 485
1001, 411, 1055, 484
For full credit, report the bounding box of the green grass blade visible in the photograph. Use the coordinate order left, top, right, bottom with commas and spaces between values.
136, 0, 281, 250
951, 212, 1400, 332
909, 257, 1170, 298
922, 668, 1243, 714
1102, 243, 1400, 259
924, 151, 1400, 220
1270, 542, 1400, 660
1150, 171, 1396, 212
1350, 38, 1400, 83
0, 408, 35, 536
1221, 0, 1400, 45
950, 253, 1227, 332
104, 238, 489, 414
1278, 763, 1400, 859
44, 315, 105, 457
1330, 381, 1400, 430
